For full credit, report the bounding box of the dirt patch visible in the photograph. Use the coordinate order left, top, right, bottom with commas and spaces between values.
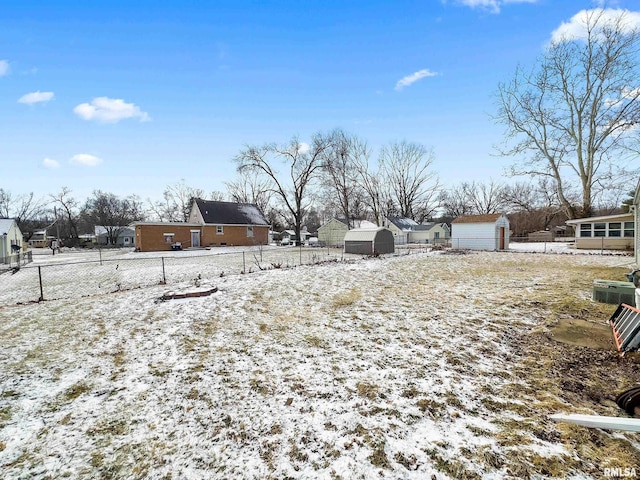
550, 318, 615, 351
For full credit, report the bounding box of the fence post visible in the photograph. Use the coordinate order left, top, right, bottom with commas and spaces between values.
38, 266, 44, 302
161, 257, 166, 284
99, 247, 103, 266
299, 243, 302, 265
243, 251, 246, 273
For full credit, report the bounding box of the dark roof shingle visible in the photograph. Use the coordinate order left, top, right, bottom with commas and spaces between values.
195, 199, 269, 226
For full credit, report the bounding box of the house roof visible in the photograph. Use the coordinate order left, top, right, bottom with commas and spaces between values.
388, 217, 419, 230
344, 227, 391, 242
195, 199, 269, 226
452, 214, 504, 224
565, 212, 634, 225
0, 218, 17, 235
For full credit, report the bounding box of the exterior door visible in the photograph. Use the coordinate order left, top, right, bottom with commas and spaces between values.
191, 231, 201, 248
499, 227, 505, 250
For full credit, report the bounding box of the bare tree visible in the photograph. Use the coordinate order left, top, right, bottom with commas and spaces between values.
319, 129, 367, 227
149, 180, 205, 222
379, 140, 440, 221
50, 187, 81, 240
208, 191, 227, 202
83, 191, 145, 245
234, 134, 331, 242
496, 8, 640, 219
226, 170, 273, 214
502, 180, 564, 234
0, 189, 45, 229
465, 180, 507, 215
353, 151, 390, 226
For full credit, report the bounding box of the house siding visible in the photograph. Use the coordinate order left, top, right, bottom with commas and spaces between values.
0, 220, 24, 262
318, 219, 348, 247
135, 224, 269, 252
567, 214, 634, 251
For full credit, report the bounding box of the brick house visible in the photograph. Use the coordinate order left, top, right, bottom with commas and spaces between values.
134, 199, 270, 252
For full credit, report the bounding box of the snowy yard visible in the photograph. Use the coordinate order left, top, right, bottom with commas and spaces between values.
1, 248, 640, 479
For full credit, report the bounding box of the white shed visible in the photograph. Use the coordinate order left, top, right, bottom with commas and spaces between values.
451, 214, 510, 251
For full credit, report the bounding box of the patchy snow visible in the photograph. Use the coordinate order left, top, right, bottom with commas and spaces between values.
0, 249, 637, 478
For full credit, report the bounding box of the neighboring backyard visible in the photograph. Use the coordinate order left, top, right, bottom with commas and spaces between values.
1, 248, 639, 479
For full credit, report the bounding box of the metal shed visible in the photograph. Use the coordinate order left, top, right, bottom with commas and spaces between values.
344, 227, 395, 255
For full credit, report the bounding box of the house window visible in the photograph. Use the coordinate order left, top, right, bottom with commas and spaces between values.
164, 233, 174, 244
124, 237, 130, 245
580, 224, 592, 237
608, 222, 621, 237
434, 231, 440, 239
593, 223, 606, 237
247, 226, 254, 238
624, 221, 635, 237
216, 225, 224, 235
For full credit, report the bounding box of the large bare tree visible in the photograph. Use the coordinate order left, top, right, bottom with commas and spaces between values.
234, 134, 331, 242
83, 191, 145, 245
319, 129, 368, 228
226, 169, 273, 215
496, 8, 640, 219
149, 180, 205, 222
50, 187, 81, 241
379, 140, 440, 222
0, 189, 45, 229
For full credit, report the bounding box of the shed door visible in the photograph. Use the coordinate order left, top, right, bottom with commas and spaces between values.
499, 227, 505, 250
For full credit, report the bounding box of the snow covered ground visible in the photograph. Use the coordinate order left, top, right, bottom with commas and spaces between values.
1, 248, 639, 479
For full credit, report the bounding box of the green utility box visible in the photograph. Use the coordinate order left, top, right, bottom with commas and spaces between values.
593, 279, 637, 306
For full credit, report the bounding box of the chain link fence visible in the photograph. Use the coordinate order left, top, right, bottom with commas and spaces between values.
1, 245, 422, 306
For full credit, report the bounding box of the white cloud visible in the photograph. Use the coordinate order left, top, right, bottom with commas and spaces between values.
297, 142, 310, 154
73, 97, 150, 123
18, 91, 55, 105
70, 154, 102, 167
0, 60, 9, 77
551, 8, 640, 43
42, 158, 60, 169
395, 69, 439, 91
454, 0, 538, 14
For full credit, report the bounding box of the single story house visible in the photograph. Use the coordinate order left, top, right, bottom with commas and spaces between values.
451, 214, 510, 251
0, 218, 24, 263
565, 213, 634, 250
385, 217, 418, 244
280, 228, 312, 245
407, 223, 451, 245
344, 227, 395, 255
317, 218, 377, 247
385, 217, 450, 245
28, 229, 54, 248
95, 226, 136, 247
134, 199, 270, 252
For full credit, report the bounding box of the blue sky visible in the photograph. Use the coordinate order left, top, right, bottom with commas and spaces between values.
1, 0, 634, 203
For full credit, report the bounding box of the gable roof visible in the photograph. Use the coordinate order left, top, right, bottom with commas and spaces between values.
452, 214, 504, 224
344, 227, 391, 242
388, 217, 419, 230
194, 199, 269, 226
0, 218, 17, 235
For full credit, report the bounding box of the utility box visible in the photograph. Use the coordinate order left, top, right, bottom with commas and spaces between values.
593, 280, 637, 306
